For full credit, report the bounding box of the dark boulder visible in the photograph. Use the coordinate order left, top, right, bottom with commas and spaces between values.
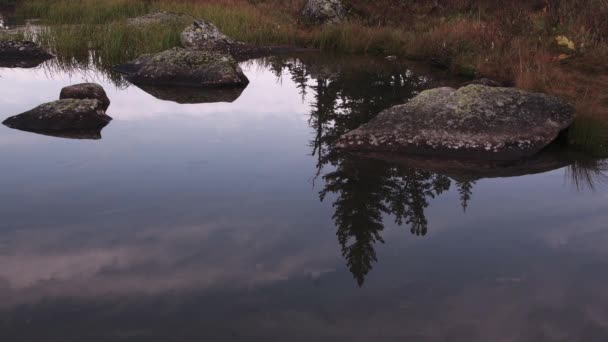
337, 85, 575, 160
113, 47, 249, 87
3, 99, 112, 136
60, 83, 111, 111
0, 40, 53, 68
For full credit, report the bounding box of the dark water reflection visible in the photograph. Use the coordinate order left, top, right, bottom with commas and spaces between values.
1, 54, 608, 341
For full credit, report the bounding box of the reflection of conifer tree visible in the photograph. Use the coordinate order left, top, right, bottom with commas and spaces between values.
320, 156, 392, 286
455, 180, 475, 212
308, 78, 338, 178
321, 157, 453, 285
276, 55, 478, 285
289, 61, 309, 101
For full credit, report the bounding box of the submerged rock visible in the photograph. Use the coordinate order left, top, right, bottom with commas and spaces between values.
301, 0, 347, 25
60, 83, 111, 111
337, 85, 575, 160
113, 47, 249, 87
0, 40, 53, 68
3, 99, 112, 134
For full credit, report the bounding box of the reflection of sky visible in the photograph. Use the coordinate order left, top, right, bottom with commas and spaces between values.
1, 61, 608, 340
0, 62, 312, 121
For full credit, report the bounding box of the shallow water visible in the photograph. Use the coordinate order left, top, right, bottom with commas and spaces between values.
0, 54, 607, 341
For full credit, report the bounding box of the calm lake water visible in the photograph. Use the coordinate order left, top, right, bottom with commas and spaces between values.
1, 52, 608, 341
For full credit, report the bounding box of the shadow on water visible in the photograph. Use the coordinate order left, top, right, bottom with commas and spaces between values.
259, 53, 608, 286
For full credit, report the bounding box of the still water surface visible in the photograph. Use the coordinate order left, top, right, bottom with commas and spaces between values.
0, 54, 607, 341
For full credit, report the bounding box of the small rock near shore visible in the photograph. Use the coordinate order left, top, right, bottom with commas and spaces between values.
337, 85, 575, 160
60, 83, 111, 111
301, 0, 347, 25
180, 20, 239, 52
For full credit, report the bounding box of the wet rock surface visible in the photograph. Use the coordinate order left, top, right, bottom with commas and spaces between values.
60, 83, 111, 111
337, 85, 575, 160
3, 99, 112, 135
301, 0, 347, 25
113, 47, 249, 87
0, 40, 53, 68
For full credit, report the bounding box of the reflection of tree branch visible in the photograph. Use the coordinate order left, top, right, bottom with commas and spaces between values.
321, 156, 454, 285
455, 180, 475, 212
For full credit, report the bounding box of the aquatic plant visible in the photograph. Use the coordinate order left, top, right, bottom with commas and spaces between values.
568, 116, 608, 157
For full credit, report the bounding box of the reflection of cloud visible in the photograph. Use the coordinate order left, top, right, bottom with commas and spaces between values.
0, 219, 339, 308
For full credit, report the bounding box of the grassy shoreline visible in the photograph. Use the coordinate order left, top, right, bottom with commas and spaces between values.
10, 0, 608, 155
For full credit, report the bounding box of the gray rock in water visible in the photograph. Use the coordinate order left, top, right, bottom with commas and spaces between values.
60, 83, 111, 111
113, 47, 249, 87
180, 20, 239, 52
3, 99, 112, 134
337, 85, 575, 160
0, 40, 53, 68
301, 0, 347, 25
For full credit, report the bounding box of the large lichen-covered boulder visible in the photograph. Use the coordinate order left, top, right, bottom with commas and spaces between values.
180, 20, 240, 52
337, 85, 575, 160
60, 83, 111, 111
301, 0, 347, 25
113, 47, 249, 87
0, 40, 53, 68
2, 99, 112, 134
